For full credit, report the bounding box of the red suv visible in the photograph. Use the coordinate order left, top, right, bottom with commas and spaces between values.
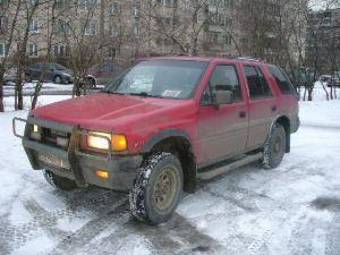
13, 57, 299, 225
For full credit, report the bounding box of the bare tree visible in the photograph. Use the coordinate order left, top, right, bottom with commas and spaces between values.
138, 0, 228, 56
0, 0, 22, 112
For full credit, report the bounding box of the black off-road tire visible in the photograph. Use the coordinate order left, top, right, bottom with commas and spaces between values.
43, 170, 77, 190
263, 123, 286, 169
129, 152, 183, 225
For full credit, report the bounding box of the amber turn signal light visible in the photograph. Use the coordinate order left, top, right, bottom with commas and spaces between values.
96, 170, 109, 179
111, 135, 127, 152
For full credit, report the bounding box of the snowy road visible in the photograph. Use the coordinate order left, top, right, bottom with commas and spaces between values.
0, 99, 340, 255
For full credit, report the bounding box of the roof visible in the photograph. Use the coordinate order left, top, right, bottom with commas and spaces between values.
139, 56, 266, 65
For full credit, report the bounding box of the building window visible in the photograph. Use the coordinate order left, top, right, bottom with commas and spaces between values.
54, 20, 71, 34
110, 2, 120, 15
28, 43, 38, 57
30, 0, 39, 6
79, 0, 98, 10
0, 16, 8, 33
84, 22, 96, 35
207, 32, 220, 43
53, 44, 66, 56
55, 0, 66, 9
224, 34, 231, 45
108, 47, 116, 59
156, 0, 177, 7
111, 25, 118, 37
29, 19, 40, 33
0, 42, 6, 57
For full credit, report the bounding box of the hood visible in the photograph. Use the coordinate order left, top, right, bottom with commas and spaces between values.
32, 93, 191, 131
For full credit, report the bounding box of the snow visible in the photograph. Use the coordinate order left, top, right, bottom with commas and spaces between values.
0, 94, 340, 254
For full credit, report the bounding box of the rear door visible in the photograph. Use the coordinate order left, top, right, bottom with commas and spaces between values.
242, 64, 277, 149
30, 64, 42, 79
197, 63, 248, 165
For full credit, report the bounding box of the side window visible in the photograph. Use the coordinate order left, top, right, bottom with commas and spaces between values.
244, 65, 272, 100
201, 64, 242, 105
269, 65, 296, 95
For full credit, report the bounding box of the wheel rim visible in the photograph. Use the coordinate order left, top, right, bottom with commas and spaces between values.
153, 167, 178, 211
273, 135, 283, 159
55, 76, 61, 84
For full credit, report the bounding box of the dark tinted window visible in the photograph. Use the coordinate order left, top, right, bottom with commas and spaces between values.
269, 65, 296, 95
244, 65, 272, 99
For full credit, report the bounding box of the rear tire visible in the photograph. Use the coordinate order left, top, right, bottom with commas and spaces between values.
43, 170, 77, 190
263, 123, 286, 169
88, 78, 96, 88
129, 152, 183, 225
54, 75, 62, 84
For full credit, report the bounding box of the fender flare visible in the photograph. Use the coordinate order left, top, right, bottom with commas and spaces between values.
143, 129, 197, 193
143, 129, 192, 153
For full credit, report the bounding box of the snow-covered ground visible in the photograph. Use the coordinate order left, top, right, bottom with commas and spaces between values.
4, 82, 105, 97
3, 83, 74, 95
0, 94, 340, 254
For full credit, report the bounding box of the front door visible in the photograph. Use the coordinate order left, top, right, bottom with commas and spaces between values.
197, 64, 248, 166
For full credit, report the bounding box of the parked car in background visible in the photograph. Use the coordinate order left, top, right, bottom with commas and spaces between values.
319, 75, 332, 84
4, 67, 17, 85
26, 63, 74, 84
86, 62, 123, 87
327, 76, 340, 87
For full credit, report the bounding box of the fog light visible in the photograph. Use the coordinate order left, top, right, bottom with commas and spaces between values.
96, 170, 109, 179
31, 124, 41, 140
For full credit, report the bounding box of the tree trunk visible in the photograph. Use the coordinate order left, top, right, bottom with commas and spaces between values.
321, 83, 330, 101
0, 78, 4, 112
31, 81, 43, 110
307, 87, 313, 101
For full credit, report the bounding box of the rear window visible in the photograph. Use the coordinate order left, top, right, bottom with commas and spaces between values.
269, 65, 296, 95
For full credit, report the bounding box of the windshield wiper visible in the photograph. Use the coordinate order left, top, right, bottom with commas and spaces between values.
128, 92, 161, 98
102, 90, 125, 95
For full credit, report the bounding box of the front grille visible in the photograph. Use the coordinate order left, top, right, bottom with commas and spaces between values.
41, 127, 70, 150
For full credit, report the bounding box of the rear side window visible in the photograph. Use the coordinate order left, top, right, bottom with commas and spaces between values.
244, 65, 272, 99
269, 65, 296, 95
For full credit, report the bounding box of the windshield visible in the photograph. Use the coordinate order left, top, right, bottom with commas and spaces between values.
54, 64, 67, 70
104, 60, 208, 99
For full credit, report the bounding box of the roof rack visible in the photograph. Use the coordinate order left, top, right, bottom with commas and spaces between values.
235, 56, 262, 62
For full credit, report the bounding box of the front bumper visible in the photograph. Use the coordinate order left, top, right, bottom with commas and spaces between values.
14, 117, 142, 191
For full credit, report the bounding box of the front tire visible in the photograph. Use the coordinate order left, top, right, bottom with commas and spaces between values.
43, 170, 77, 190
263, 123, 286, 169
129, 152, 183, 225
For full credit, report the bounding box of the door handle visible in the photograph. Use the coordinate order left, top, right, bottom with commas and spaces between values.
239, 111, 246, 118
271, 106, 277, 112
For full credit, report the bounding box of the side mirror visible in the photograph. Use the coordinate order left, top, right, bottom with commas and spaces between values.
214, 90, 233, 106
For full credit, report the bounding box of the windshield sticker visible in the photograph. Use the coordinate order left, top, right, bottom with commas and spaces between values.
162, 90, 182, 97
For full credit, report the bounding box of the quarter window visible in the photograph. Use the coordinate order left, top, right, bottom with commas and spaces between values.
269, 65, 296, 95
244, 65, 272, 99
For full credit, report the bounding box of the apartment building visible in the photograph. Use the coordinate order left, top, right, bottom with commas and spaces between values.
0, 0, 306, 68
306, 7, 340, 73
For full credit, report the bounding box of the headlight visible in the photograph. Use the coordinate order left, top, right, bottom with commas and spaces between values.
87, 132, 127, 152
